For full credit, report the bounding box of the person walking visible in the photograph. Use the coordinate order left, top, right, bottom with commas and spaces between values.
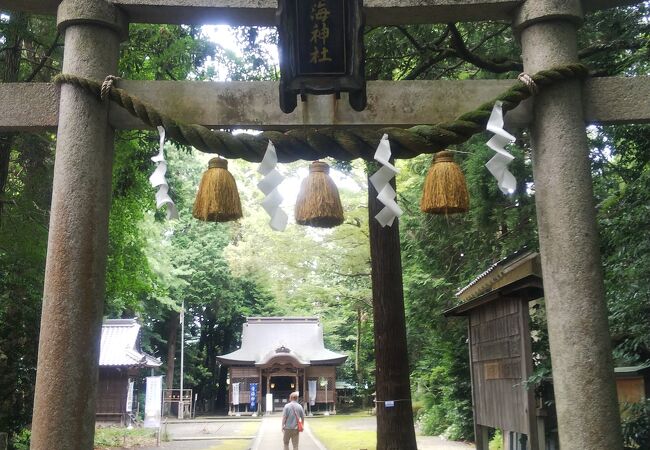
281, 391, 305, 450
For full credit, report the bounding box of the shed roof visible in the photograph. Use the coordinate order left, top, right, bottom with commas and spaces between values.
217, 317, 347, 367
445, 249, 543, 316
456, 249, 541, 300
99, 319, 161, 368
614, 363, 650, 376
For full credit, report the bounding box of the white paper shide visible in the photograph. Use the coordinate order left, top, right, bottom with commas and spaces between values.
485, 101, 517, 194
149, 126, 179, 219
257, 141, 288, 231
370, 134, 403, 227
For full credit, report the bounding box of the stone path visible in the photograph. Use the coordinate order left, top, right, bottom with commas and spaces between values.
251, 416, 325, 450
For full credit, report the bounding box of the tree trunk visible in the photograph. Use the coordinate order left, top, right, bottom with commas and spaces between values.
165, 311, 180, 390
215, 326, 233, 413
367, 166, 417, 450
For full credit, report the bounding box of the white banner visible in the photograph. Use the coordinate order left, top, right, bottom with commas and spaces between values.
232, 382, 240, 405
126, 380, 134, 413
144, 376, 163, 428
308, 380, 317, 406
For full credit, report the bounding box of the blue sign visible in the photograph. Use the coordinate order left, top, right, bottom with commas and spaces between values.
250, 383, 258, 409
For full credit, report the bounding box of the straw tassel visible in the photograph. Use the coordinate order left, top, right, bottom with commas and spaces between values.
420, 151, 469, 214
295, 161, 344, 228
192, 157, 243, 222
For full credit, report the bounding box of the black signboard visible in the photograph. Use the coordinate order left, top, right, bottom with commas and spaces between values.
277, 0, 366, 113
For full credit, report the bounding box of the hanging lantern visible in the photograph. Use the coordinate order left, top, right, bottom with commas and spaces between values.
420, 151, 469, 215
192, 157, 243, 222
295, 161, 344, 228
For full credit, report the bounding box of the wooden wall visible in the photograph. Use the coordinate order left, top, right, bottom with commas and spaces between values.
469, 297, 533, 435
230, 367, 259, 404
616, 377, 646, 404
307, 366, 336, 403
96, 368, 129, 421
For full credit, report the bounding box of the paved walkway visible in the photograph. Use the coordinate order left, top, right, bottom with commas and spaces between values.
251, 416, 325, 450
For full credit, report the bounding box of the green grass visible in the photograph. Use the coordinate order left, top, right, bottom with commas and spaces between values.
198, 420, 261, 450
94, 427, 157, 448
307, 414, 377, 450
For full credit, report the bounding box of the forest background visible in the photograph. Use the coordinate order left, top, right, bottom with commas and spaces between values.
0, 2, 649, 447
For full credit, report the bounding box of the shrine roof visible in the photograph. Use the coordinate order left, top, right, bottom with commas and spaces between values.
99, 319, 161, 368
217, 317, 347, 367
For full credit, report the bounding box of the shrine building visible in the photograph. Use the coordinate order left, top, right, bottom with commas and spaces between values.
217, 317, 347, 414
97, 318, 161, 425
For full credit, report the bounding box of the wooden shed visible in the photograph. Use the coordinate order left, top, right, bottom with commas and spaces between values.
217, 317, 347, 415
445, 250, 545, 450
446, 250, 650, 449
97, 319, 161, 425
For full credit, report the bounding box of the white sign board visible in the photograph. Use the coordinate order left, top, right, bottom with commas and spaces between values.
266, 393, 273, 413
144, 376, 163, 428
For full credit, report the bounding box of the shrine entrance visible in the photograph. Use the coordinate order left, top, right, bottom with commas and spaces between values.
266, 374, 298, 412
2, 1, 648, 449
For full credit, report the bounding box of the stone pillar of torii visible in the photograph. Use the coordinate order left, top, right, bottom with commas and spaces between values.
1, 0, 645, 449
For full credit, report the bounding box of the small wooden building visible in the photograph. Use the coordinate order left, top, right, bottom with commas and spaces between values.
446, 250, 650, 450
217, 317, 347, 415
96, 319, 161, 425
445, 250, 545, 450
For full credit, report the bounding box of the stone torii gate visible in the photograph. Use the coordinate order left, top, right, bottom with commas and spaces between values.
1, 0, 649, 449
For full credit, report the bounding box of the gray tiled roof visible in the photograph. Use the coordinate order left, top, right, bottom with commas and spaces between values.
217, 317, 347, 366
99, 318, 161, 367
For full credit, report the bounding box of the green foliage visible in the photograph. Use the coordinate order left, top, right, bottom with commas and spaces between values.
399, 135, 537, 441
593, 125, 650, 363
621, 400, 650, 450
93, 427, 156, 448
224, 159, 374, 387
120, 25, 216, 80
0, 133, 53, 438
489, 429, 504, 450
9, 428, 30, 450
208, 26, 279, 81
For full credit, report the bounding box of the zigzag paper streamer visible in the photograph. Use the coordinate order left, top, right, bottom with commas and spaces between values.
485, 100, 517, 194
149, 126, 179, 220
257, 141, 288, 231
369, 134, 403, 227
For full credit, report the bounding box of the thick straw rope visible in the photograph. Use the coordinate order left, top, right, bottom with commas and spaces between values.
54, 64, 588, 163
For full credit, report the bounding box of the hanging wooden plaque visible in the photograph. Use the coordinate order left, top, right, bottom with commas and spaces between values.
277, 0, 366, 113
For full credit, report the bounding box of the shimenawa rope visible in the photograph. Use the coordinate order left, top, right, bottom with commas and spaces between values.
53, 64, 588, 162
